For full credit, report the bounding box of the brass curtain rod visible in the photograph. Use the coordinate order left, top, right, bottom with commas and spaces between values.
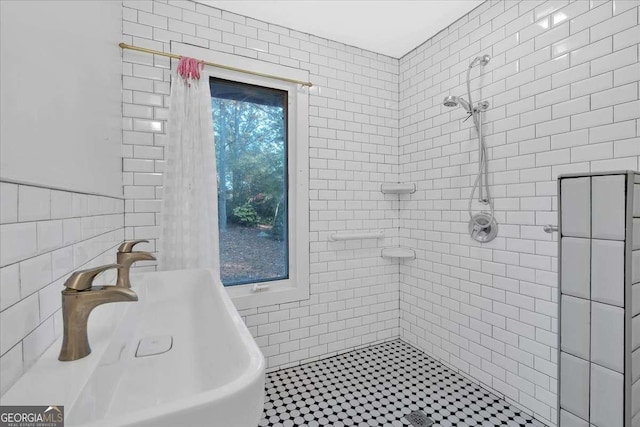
119, 42, 313, 87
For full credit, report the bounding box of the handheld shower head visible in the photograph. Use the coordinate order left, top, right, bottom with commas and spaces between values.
443, 95, 471, 112
443, 95, 458, 107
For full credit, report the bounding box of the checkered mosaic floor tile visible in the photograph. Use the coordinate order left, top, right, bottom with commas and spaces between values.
259, 340, 545, 427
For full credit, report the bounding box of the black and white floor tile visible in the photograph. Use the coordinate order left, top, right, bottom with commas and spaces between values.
259, 340, 545, 427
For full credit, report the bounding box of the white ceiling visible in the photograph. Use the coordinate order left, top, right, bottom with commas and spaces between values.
199, 1, 484, 58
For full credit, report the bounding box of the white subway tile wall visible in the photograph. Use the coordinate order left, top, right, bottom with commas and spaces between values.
121, 0, 401, 372
0, 182, 124, 394
399, 0, 639, 424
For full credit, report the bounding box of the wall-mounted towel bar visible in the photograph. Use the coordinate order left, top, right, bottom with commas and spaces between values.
329, 231, 385, 241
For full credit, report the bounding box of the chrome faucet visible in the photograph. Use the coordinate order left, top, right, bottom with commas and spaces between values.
59, 264, 138, 361
116, 239, 156, 288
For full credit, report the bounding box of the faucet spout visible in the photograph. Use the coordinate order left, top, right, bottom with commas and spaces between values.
116, 251, 156, 288
59, 286, 138, 361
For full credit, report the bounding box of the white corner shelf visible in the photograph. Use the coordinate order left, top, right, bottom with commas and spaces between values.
381, 247, 415, 259
380, 183, 416, 194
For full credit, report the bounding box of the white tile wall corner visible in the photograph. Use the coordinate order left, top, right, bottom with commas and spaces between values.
591, 302, 624, 373
121, 1, 401, 372
561, 237, 590, 299
592, 174, 627, 240
560, 295, 590, 360
591, 363, 624, 427
560, 352, 590, 421
591, 239, 625, 307
398, 1, 640, 424
561, 177, 591, 238
0, 181, 124, 395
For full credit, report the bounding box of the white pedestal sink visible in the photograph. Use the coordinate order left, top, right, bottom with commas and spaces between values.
1, 269, 265, 427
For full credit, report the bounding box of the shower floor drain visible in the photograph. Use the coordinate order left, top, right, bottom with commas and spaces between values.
404, 410, 434, 427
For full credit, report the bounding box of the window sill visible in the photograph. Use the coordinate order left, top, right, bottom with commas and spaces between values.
226, 279, 309, 310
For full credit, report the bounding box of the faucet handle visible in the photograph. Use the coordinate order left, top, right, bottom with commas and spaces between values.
64, 264, 122, 291
118, 239, 149, 253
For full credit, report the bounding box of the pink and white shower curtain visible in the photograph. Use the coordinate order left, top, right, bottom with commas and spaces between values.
159, 57, 220, 272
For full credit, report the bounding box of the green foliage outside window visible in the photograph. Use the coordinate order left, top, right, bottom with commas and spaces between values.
211, 87, 286, 238
231, 202, 259, 227
211, 78, 289, 286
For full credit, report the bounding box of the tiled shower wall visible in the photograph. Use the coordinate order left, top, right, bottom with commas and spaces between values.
398, 0, 640, 424
0, 182, 124, 394
121, 1, 401, 370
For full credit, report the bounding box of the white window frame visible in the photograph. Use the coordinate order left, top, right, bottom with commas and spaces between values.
172, 43, 309, 310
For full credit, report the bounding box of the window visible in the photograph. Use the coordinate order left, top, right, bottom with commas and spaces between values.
172, 41, 310, 309
210, 78, 289, 286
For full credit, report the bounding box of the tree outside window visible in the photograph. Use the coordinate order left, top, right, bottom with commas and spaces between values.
210, 78, 289, 286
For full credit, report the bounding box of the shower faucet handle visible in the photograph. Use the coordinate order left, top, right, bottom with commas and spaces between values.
543, 225, 558, 233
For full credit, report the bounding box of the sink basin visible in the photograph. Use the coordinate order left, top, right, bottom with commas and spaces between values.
1, 269, 265, 427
